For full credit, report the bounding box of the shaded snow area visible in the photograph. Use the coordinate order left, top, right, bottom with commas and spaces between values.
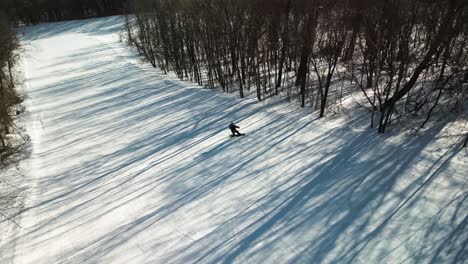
1, 16, 467, 264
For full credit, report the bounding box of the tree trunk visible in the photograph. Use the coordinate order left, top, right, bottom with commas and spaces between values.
296, 12, 315, 108
320, 72, 333, 117
276, 0, 292, 92
297, 46, 309, 108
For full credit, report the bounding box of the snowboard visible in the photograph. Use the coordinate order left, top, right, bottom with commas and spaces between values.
229, 134, 245, 138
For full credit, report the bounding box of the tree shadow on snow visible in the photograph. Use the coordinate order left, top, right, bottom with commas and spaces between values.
4, 21, 467, 264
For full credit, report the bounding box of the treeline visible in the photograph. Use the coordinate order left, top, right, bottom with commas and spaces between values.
0, 12, 24, 165
125, 0, 468, 133
0, 0, 129, 25
0, 12, 24, 225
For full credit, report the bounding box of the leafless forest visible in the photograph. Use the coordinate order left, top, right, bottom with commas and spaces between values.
125, 0, 468, 136
0, 13, 24, 167
1, 0, 128, 24
0, 12, 25, 224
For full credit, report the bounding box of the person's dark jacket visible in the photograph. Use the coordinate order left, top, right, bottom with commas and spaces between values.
229, 123, 239, 130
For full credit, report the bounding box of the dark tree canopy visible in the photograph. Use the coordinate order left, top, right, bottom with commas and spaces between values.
0, 0, 129, 25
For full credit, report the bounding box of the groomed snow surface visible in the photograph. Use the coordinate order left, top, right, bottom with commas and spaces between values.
1, 16, 467, 264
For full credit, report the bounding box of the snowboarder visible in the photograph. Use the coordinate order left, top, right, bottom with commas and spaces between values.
229, 122, 243, 136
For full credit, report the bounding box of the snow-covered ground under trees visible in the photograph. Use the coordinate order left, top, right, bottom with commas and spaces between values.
1, 16, 467, 264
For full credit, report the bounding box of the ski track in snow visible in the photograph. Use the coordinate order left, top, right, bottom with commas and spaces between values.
1, 16, 467, 264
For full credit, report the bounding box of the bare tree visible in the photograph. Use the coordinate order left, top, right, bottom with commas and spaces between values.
0, 11, 28, 227
125, 0, 467, 134
311, 2, 349, 117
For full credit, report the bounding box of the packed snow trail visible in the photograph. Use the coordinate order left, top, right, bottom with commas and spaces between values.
2, 17, 467, 263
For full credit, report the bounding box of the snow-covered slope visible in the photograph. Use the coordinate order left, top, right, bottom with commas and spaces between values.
2, 16, 467, 264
